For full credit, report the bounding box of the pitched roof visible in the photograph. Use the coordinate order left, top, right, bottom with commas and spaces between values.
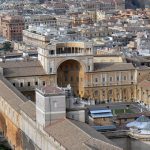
138, 80, 150, 89
0, 60, 46, 77
37, 86, 64, 95
44, 119, 122, 150
94, 63, 135, 72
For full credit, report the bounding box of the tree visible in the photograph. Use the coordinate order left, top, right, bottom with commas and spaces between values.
2, 41, 11, 51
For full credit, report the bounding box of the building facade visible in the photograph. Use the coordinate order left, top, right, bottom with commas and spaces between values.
24, 15, 57, 29
38, 40, 137, 102
0, 15, 24, 41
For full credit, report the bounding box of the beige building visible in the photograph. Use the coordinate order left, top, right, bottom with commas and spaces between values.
137, 80, 150, 106
0, 76, 122, 150
38, 40, 138, 102
0, 40, 149, 104
84, 63, 136, 103
82, 0, 125, 11
24, 15, 57, 29
23, 28, 51, 48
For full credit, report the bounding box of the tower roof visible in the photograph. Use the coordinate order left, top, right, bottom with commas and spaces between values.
37, 85, 65, 96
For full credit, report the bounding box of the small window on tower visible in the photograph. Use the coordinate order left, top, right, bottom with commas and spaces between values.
53, 101, 57, 108
117, 76, 119, 81
49, 50, 54, 55
43, 81, 45, 86
28, 82, 30, 86
110, 77, 112, 82
20, 82, 23, 87
95, 78, 98, 82
50, 68, 52, 73
102, 77, 105, 82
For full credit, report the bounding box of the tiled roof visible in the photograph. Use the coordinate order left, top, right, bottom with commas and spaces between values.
117, 112, 150, 119
94, 63, 135, 72
0, 60, 40, 68
44, 119, 122, 150
0, 77, 122, 150
138, 80, 150, 89
0, 60, 46, 77
37, 85, 65, 95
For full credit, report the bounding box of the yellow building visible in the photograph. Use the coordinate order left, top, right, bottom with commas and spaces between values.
38, 41, 138, 103
1, 41, 148, 104
137, 80, 150, 106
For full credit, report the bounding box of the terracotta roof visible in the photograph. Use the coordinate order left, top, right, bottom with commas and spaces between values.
0, 60, 40, 68
0, 60, 46, 77
44, 119, 122, 150
117, 112, 150, 119
38, 85, 65, 95
126, 56, 150, 63
138, 80, 150, 89
94, 63, 135, 72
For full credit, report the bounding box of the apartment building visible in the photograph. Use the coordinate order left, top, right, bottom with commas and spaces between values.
0, 15, 24, 41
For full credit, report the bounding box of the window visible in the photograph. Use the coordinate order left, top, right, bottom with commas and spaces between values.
53, 101, 57, 108
20, 82, 23, 87
13, 83, 16, 86
95, 90, 98, 96
28, 82, 30, 86
88, 66, 90, 71
49, 50, 54, 55
117, 76, 119, 81
35, 81, 38, 86
109, 90, 112, 95
131, 75, 133, 80
70, 76, 73, 82
49, 68, 52, 73
43, 81, 45, 86
71, 65, 74, 71
124, 76, 126, 80
110, 77, 112, 82
103, 90, 105, 96
76, 65, 79, 71
65, 65, 68, 71
95, 78, 98, 82
102, 77, 105, 82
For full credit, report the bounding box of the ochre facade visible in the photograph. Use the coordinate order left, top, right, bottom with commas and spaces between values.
0, 113, 22, 150
2, 41, 149, 104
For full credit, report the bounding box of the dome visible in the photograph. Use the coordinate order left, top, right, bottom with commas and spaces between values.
143, 123, 150, 131
126, 115, 150, 129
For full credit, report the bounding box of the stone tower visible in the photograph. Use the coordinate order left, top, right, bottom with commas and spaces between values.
36, 85, 66, 127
